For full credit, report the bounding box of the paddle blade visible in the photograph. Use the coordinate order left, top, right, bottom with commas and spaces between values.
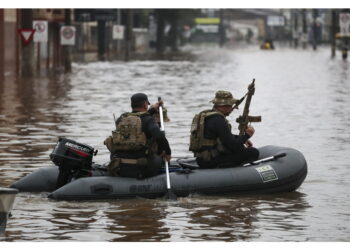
164, 189, 177, 200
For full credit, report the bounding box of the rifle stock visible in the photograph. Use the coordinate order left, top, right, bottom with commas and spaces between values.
236, 79, 261, 136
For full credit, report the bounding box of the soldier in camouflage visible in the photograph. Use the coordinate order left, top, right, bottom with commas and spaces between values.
189, 90, 259, 168
104, 93, 171, 179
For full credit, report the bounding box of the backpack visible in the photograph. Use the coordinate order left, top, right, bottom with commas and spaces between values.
111, 113, 147, 151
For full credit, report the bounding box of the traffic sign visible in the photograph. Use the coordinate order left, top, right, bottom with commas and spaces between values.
60, 26, 76, 45
113, 25, 124, 40
17, 29, 36, 46
339, 13, 350, 37
33, 20, 48, 43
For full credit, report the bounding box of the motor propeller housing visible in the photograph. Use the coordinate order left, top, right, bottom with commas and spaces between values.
50, 137, 95, 171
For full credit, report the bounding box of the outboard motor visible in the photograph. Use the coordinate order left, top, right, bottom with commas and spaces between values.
50, 137, 97, 189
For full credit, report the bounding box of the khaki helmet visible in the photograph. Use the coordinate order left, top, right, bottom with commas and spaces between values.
210, 90, 238, 106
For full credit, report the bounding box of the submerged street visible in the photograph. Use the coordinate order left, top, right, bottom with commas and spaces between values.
1, 45, 350, 241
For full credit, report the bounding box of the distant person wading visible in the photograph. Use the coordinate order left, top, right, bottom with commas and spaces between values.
104, 93, 171, 179
189, 90, 259, 168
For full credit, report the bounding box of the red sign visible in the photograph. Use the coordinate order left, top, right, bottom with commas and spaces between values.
17, 29, 36, 46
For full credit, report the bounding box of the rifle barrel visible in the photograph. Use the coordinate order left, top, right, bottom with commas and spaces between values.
238, 79, 259, 136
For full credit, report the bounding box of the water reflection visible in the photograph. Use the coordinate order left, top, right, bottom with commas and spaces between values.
3, 192, 310, 241
0, 75, 70, 172
47, 205, 100, 241
104, 200, 169, 241
160, 192, 310, 241
175, 197, 260, 241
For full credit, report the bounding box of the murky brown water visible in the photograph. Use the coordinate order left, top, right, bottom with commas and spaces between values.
1, 45, 350, 241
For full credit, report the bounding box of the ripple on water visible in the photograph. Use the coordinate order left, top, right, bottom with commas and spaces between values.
1, 47, 350, 241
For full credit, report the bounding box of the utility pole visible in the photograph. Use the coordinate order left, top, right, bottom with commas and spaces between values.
293, 10, 299, 48
331, 10, 337, 58
116, 9, 121, 59
20, 9, 35, 77
156, 9, 165, 54
63, 9, 72, 73
81, 13, 89, 62
301, 9, 308, 49
311, 9, 319, 50
98, 19, 106, 61
124, 9, 133, 61
219, 9, 225, 47
169, 11, 179, 52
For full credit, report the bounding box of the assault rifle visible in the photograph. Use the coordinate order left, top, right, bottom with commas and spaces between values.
236, 79, 261, 136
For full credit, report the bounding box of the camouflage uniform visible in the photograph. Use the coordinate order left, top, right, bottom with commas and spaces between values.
189, 90, 259, 168
104, 93, 171, 179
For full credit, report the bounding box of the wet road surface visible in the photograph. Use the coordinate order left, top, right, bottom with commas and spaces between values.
1, 45, 350, 241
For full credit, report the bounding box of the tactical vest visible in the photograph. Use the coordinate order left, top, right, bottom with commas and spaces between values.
189, 109, 231, 161
103, 112, 159, 176
105, 112, 157, 154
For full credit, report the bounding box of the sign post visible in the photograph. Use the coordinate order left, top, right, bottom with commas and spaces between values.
33, 20, 48, 71
60, 26, 76, 45
33, 20, 48, 43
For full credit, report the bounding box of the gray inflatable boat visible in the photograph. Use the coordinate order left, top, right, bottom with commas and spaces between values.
10, 145, 307, 201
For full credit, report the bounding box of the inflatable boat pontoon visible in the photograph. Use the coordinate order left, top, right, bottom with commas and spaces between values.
10, 144, 307, 201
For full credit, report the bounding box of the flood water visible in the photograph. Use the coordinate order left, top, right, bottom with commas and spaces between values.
1, 45, 350, 241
